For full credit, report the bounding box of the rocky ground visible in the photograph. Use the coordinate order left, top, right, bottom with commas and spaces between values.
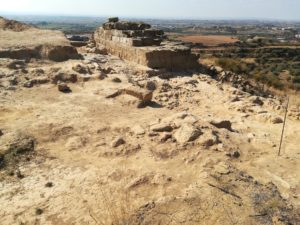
0, 49, 300, 225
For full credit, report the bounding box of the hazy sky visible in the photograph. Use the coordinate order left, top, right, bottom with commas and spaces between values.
1, 0, 300, 20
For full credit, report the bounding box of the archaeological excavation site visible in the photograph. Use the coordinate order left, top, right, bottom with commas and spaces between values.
0, 16, 299, 225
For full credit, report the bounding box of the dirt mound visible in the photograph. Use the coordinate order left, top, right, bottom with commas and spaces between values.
0, 16, 33, 31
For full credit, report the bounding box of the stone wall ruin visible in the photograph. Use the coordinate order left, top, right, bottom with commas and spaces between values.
94, 17, 200, 71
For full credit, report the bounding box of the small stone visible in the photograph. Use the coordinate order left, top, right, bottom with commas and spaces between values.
35, 208, 43, 215
174, 124, 202, 144
72, 64, 90, 74
230, 96, 240, 102
214, 162, 230, 175
148, 132, 159, 137
123, 86, 153, 103
58, 82, 71, 93
226, 151, 240, 158
210, 120, 234, 132
160, 133, 172, 143
197, 131, 219, 148
150, 123, 173, 132
23, 80, 34, 88
7, 170, 14, 176
271, 117, 283, 124
145, 81, 157, 91
252, 97, 264, 106
111, 137, 125, 148
98, 73, 107, 80
111, 77, 122, 83
16, 169, 24, 179
45, 182, 54, 188
132, 125, 145, 135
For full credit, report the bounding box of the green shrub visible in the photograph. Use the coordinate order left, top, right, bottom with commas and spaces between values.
292, 76, 300, 83
216, 58, 252, 74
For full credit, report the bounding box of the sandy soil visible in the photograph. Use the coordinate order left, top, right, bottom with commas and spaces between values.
0, 53, 299, 225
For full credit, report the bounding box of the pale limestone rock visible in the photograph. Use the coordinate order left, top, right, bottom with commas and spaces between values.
150, 123, 173, 132
174, 124, 202, 144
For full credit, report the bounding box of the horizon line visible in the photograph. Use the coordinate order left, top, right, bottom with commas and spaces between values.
1, 12, 300, 23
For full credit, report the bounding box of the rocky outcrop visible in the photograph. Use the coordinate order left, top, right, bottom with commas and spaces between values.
94, 18, 199, 71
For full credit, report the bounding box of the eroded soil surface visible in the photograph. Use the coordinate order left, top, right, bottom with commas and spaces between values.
0, 53, 299, 225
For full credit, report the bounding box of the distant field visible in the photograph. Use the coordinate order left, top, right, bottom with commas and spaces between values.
177, 35, 239, 47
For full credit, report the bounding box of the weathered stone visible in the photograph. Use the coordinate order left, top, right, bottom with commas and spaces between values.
50, 72, 78, 84
111, 77, 122, 83
226, 151, 240, 158
160, 133, 172, 143
23, 77, 50, 88
65, 136, 86, 151
7, 60, 26, 69
145, 81, 157, 91
174, 124, 202, 144
210, 120, 234, 132
251, 96, 264, 106
57, 82, 71, 93
72, 64, 90, 74
123, 86, 153, 103
197, 131, 219, 148
150, 123, 173, 132
111, 136, 125, 148
271, 117, 283, 124
132, 125, 145, 135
